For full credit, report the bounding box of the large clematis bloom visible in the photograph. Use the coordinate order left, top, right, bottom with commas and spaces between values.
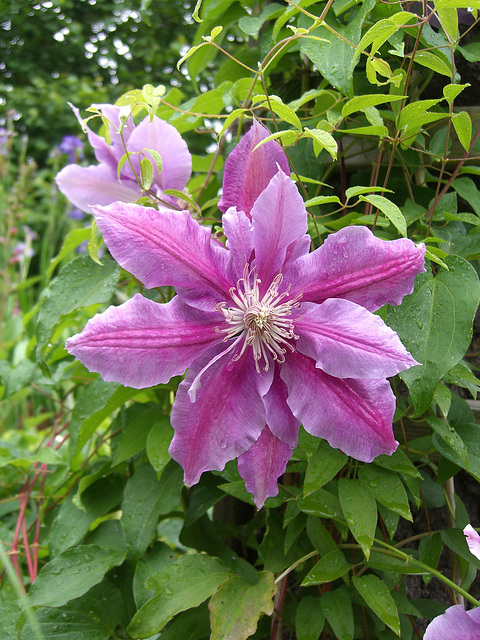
56, 103, 192, 213
424, 605, 480, 640
66, 121, 425, 507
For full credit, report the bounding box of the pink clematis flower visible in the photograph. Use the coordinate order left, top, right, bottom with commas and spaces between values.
66, 120, 425, 508
56, 103, 192, 213
464, 524, 480, 561
424, 604, 480, 640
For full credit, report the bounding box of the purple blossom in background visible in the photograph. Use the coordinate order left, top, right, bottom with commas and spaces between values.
10, 242, 35, 264
464, 524, 480, 561
56, 103, 192, 213
66, 121, 425, 507
424, 605, 480, 639
68, 207, 85, 221
59, 135, 84, 163
0, 127, 9, 155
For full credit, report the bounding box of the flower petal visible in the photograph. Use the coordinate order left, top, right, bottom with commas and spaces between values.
464, 524, 480, 561
251, 170, 309, 285
223, 207, 254, 280
238, 426, 293, 509
263, 367, 300, 446
284, 226, 426, 312
125, 116, 192, 193
56, 164, 140, 213
424, 605, 480, 640
92, 202, 233, 309
65, 294, 221, 388
281, 352, 398, 462
70, 102, 132, 169
295, 299, 419, 379
169, 345, 266, 486
218, 119, 290, 216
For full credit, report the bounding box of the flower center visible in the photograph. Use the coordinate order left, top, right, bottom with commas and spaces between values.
215, 265, 302, 372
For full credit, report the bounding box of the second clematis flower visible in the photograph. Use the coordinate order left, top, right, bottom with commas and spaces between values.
424, 604, 480, 640
56, 103, 192, 213
464, 524, 480, 561
66, 121, 425, 508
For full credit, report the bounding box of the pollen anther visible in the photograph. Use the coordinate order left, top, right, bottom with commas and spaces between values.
216, 265, 302, 372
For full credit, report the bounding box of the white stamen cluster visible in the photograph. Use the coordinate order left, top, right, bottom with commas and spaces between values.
215, 265, 302, 372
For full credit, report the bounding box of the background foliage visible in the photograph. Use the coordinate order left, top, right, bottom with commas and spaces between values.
2, 0, 480, 638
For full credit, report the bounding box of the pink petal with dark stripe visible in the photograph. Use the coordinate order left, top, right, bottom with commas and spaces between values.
284, 226, 426, 311
281, 352, 398, 462
169, 346, 266, 486
238, 426, 294, 508
218, 119, 290, 216
295, 299, 419, 380
66, 294, 222, 388
93, 202, 233, 310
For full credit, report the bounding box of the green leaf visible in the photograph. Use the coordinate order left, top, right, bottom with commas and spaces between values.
437, 422, 480, 483
346, 186, 394, 199
300, 0, 375, 96
435, 0, 480, 8
303, 127, 338, 160
295, 596, 325, 640
128, 555, 232, 637
419, 532, 443, 584
387, 255, 480, 415
304, 440, 347, 496
321, 588, 353, 640
112, 404, 161, 466
133, 542, 179, 609
444, 361, 480, 398
162, 189, 201, 214
459, 42, 480, 62
253, 95, 302, 129
358, 465, 412, 521
140, 157, 154, 191
69, 380, 138, 469
365, 551, 424, 574
411, 50, 452, 76
177, 42, 208, 69
396, 98, 442, 131
343, 125, 389, 137
342, 93, 404, 118
437, 6, 459, 40
209, 571, 276, 640
299, 488, 344, 521
153, 604, 210, 640
433, 382, 452, 418
88, 220, 103, 266
427, 416, 468, 467
21, 582, 124, 640
36, 255, 120, 360
47, 228, 92, 279
49, 478, 124, 556
238, 4, 283, 38
359, 194, 407, 236
353, 574, 400, 635
117, 152, 130, 181
146, 417, 174, 473
443, 83, 470, 105
354, 12, 416, 61
122, 461, 183, 559
304, 195, 342, 207
338, 478, 377, 559
301, 550, 351, 586
28, 544, 126, 608
252, 130, 299, 151
452, 112, 473, 153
